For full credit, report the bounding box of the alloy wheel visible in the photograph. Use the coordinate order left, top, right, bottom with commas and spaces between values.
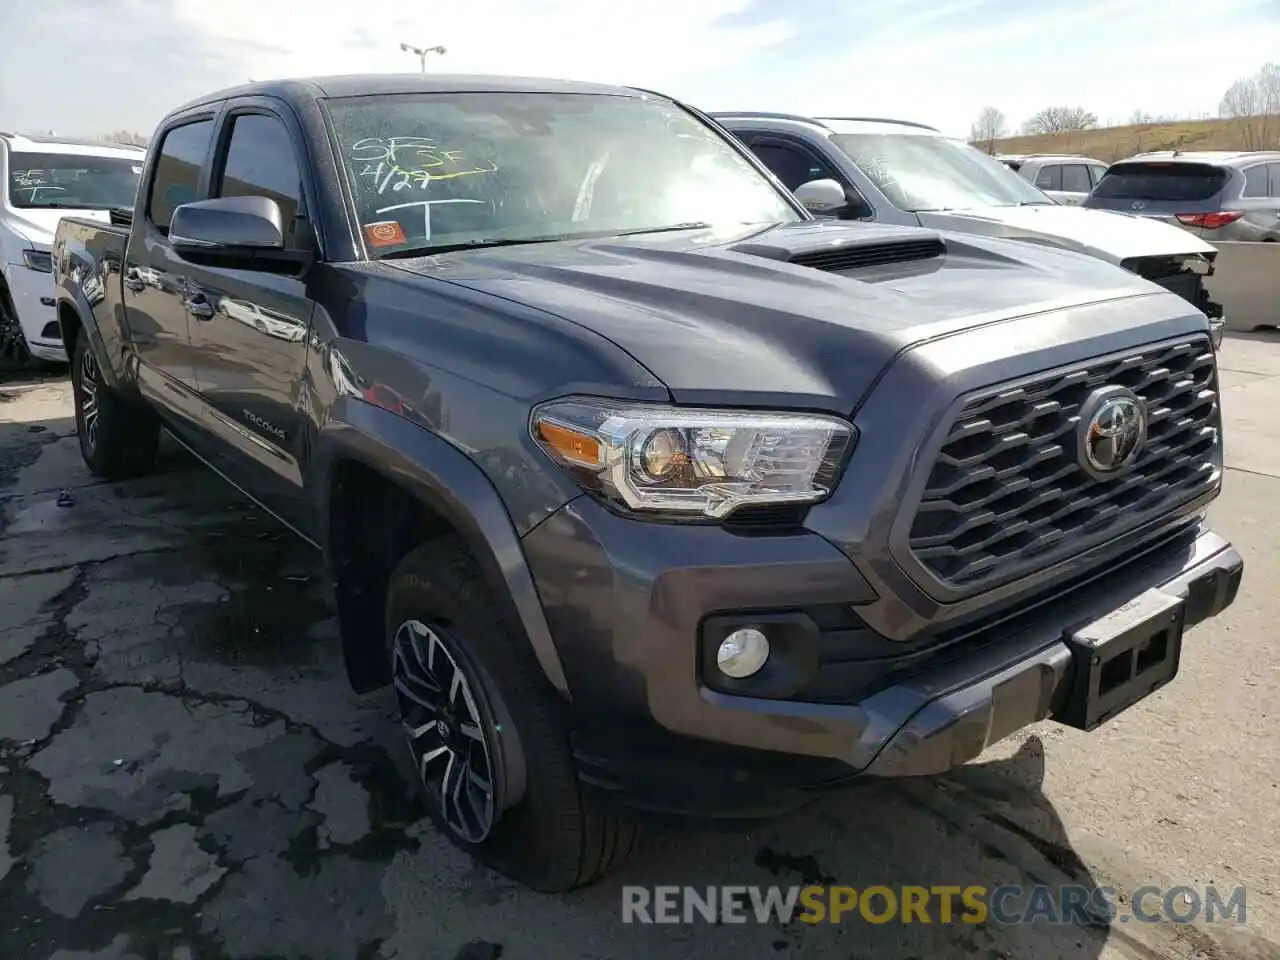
0, 302, 31, 366
79, 346, 100, 451
392, 618, 498, 843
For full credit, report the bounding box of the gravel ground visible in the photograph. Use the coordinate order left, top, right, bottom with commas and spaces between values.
0, 337, 1277, 960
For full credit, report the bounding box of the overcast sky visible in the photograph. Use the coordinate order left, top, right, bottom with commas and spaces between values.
1, 0, 1276, 140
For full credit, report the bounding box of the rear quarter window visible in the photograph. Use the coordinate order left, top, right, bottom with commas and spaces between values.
1090, 162, 1229, 202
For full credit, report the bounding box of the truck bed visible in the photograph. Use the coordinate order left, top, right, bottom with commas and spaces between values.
53, 214, 133, 343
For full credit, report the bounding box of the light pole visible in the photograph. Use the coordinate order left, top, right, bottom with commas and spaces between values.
399, 42, 446, 72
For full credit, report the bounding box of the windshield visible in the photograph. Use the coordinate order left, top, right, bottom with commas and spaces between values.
830, 133, 1051, 212
7, 151, 142, 210
1090, 162, 1229, 202
325, 92, 799, 257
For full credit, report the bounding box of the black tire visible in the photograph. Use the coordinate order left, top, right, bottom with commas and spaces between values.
71, 335, 160, 479
0, 283, 33, 369
386, 538, 638, 891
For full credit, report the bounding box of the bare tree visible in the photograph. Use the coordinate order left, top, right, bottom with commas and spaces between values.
1218, 62, 1280, 150
969, 106, 1007, 153
1022, 106, 1099, 135
98, 129, 149, 148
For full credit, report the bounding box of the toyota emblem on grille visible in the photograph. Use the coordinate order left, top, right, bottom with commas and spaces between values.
1079, 387, 1147, 476
1131, 200, 1146, 211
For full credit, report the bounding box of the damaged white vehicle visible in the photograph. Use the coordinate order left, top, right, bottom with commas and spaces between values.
712, 113, 1225, 342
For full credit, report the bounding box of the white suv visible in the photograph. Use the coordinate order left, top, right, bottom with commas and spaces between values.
997, 154, 1109, 206
1, 133, 144, 363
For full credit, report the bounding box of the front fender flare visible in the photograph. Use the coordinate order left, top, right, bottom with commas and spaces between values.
313, 398, 572, 699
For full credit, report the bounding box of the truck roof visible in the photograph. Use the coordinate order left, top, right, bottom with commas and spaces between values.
0, 132, 145, 157
172, 73, 651, 115
997, 153, 1105, 164
711, 113, 943, 137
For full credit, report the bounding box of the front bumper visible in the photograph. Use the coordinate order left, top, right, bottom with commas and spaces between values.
4, 262, 66, 361
522, 499, 1241, 817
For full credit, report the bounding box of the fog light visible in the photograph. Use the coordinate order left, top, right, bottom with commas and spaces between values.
716, 628, 770, 678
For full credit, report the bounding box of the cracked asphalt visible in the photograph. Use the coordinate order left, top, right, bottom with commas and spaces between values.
1, 337, 1278, 960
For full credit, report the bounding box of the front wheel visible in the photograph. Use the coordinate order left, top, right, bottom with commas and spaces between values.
386, 539, 639, 891
0, 284, 32, 368
71, 335, 160, 479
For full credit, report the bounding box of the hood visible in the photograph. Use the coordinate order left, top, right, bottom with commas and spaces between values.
4, 208, 111, 248
915, 203, 1216, 264
383, 220, 1166, 411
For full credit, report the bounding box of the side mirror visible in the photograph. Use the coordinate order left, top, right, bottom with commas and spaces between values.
793, 178, 849, 215
170, 196, 310, 273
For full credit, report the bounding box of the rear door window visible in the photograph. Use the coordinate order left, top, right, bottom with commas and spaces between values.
1061, 164, 1092, 193
1243, 164, 1269, 198
1034, 165, 1062, 191
1090, 162, 1229, 202
1089, 165, 1109, 186
1270, 164, 1280, 197
147, 119, 215, 233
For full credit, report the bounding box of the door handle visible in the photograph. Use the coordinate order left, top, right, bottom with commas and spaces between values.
123, 268, 145, 293
184, 294, 215, 320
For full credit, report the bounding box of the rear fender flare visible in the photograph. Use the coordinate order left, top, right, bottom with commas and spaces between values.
313, 398, 572, 699
55, 297, 121, 390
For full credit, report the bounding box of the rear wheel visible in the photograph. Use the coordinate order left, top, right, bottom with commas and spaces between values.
386, 538, 638, 891
71, 335, 160, 479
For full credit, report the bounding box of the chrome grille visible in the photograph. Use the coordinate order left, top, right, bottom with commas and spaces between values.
905, 336, 1219, 593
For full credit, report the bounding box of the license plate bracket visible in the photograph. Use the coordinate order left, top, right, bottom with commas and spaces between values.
1056, 589, 1186, 731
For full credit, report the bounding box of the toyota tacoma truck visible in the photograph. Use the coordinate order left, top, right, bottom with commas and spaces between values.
53, 74, 1243, 892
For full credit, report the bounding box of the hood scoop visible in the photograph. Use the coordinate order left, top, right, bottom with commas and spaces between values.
731, 225, 946, 274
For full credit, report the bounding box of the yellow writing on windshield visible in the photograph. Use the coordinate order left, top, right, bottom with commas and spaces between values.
349, 136, 499, 194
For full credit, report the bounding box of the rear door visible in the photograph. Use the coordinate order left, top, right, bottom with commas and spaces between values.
1238, 162, 1280, 241
1083, 160, 1231, 235
124, 114, 219, 433
1056, 163, 1094, 205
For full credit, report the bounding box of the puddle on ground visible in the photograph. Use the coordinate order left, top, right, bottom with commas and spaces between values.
174, 508, 333, 668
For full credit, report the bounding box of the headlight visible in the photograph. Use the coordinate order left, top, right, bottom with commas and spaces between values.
531, 397, 854, 519
22, 249, 53, 273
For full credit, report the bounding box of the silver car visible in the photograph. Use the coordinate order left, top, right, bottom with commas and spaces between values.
996, 154, 1109, 206
1084, 151, 1280, 242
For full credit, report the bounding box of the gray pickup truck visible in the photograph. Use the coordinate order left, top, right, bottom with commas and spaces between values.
53, 74, 1242, 892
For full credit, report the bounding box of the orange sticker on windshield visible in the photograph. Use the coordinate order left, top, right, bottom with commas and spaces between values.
364, 221, 406, 247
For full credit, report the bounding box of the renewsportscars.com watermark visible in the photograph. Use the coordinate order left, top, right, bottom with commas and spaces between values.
621, 884, 1248, 926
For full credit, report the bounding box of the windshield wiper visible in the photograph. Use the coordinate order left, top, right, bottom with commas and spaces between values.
612, 221, 712, 237
378, 236, 572, 258
378, 222, 718, 259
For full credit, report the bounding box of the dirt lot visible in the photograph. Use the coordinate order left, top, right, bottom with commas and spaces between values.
1, 337, 1278, 960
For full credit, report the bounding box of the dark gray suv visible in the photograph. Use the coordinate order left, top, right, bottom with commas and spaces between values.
1085, 150, 1280, 242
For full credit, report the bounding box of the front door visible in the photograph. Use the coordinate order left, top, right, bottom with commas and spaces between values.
124, 116, 218, 432
738, 133, 871, 220
185, 107, 317, 536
